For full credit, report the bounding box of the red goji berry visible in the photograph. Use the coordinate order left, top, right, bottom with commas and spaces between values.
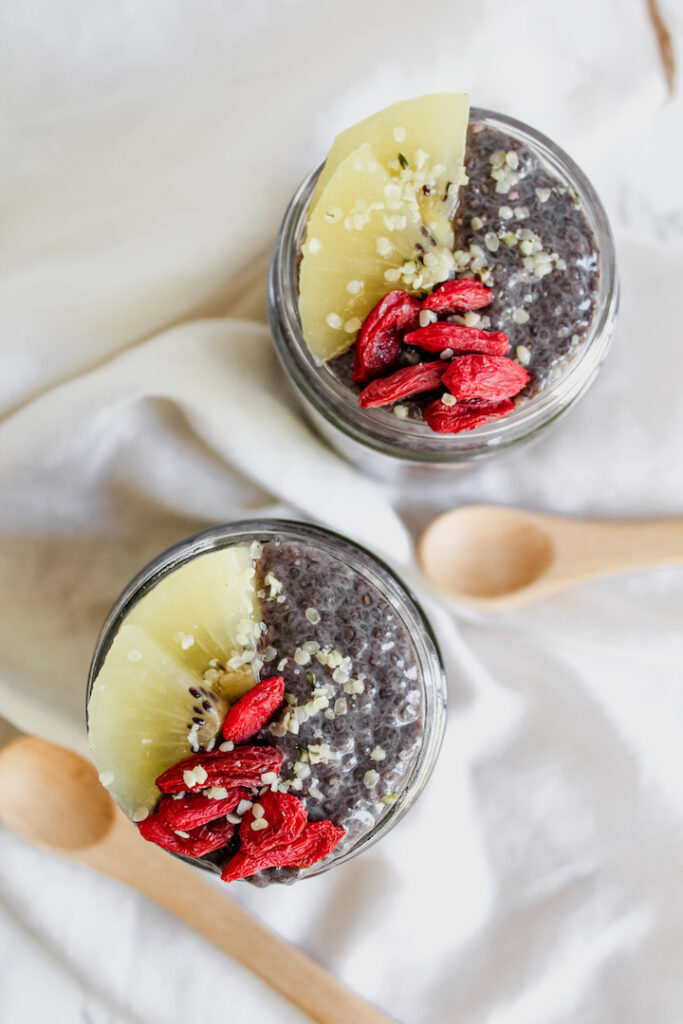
239, 790, 307, 856
221, 675, 285, 743
358, 361, 446, 409
352, 291, 421, 383
404, 322, 509, 356
188, 817, 236, 857
219, 850, 264, 882
221, 819, 345, 882
155, 745, 283, 794
280, 819, 345, 868
442, 354, 530, 401
421, 278, 492, 314
137, 812, 180, 850
424, 397, 516, 434
158, 786, 250, 831
356, 291, 408, 339
138, 812, 235, 858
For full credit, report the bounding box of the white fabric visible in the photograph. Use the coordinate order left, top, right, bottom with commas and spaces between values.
1, 1, 682, 1021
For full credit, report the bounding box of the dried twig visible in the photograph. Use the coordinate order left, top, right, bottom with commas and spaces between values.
646, 0, 676, 96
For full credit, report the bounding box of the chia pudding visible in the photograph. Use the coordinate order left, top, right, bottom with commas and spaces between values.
237, 538, 423, 884
86, 521, 446, 886
268, 101, 617, 472
326, 119, 600, 418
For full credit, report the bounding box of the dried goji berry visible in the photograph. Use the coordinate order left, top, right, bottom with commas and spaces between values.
220, 850, 268, 883
442, 354, 530, 401
239, 790, 307, 856
155, 745, 283, 794
358, 361, 446, 409
279, 819, 346, 868
222, 675, 285, 743
423, 397, 515, 433
352, 291, 421, 383
137, 812, 180, 850
404, 322, 509, 356
158, 786, 250, 831
138, 812, 235, 858
221, 819, 345, 882
188, 817, 236, 857
390, 296, 422, 332
421, 278, 492, 313
356, 290, 408, 340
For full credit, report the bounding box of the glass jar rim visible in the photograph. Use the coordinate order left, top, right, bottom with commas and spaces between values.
86, 518, 447, 879
269, 107, 619, 464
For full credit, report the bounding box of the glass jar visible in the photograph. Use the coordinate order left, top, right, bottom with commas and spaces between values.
86, 519, 447, 881
268, 107, 619, 479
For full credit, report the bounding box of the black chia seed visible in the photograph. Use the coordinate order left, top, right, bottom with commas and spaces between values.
326, 120, 600, 419
200, 540, 423, 885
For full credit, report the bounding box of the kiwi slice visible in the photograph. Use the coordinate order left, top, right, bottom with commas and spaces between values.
311, 92, 470, 245
88, 546, 261, 819
299, 93, 470, 362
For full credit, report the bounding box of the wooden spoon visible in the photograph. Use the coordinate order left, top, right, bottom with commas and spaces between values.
0, 736, 395, 1024
418, 505, 683, 611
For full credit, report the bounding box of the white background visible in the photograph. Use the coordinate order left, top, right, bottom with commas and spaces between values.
1, 2, 682, 1021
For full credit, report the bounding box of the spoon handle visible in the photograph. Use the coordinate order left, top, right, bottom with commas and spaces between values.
556, 517, 683, 578
93, 816, 396, 1024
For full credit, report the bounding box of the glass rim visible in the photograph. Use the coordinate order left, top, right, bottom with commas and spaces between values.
86, 518, 448, 881
268, 106, 619, 464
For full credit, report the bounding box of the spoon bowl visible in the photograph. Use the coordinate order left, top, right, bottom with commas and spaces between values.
419, 505, 683, 611
422, 506, 556, 600
0, 736, 114, 850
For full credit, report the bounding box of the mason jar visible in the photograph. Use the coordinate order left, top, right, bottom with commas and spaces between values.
268, 107, 619, 479
87, 519, 447, 882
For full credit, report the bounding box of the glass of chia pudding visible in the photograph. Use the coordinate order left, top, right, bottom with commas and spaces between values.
269, 99, 618, 478
87, 520, 446, 886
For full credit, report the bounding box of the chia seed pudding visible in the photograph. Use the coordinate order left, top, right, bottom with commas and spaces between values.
268, 104, 617, 473
239, 538, 423, 885
326, 119, 600, 418
86, 521, 446, 886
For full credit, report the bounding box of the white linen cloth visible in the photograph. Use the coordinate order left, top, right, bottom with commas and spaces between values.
1, 1, 682, 1021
